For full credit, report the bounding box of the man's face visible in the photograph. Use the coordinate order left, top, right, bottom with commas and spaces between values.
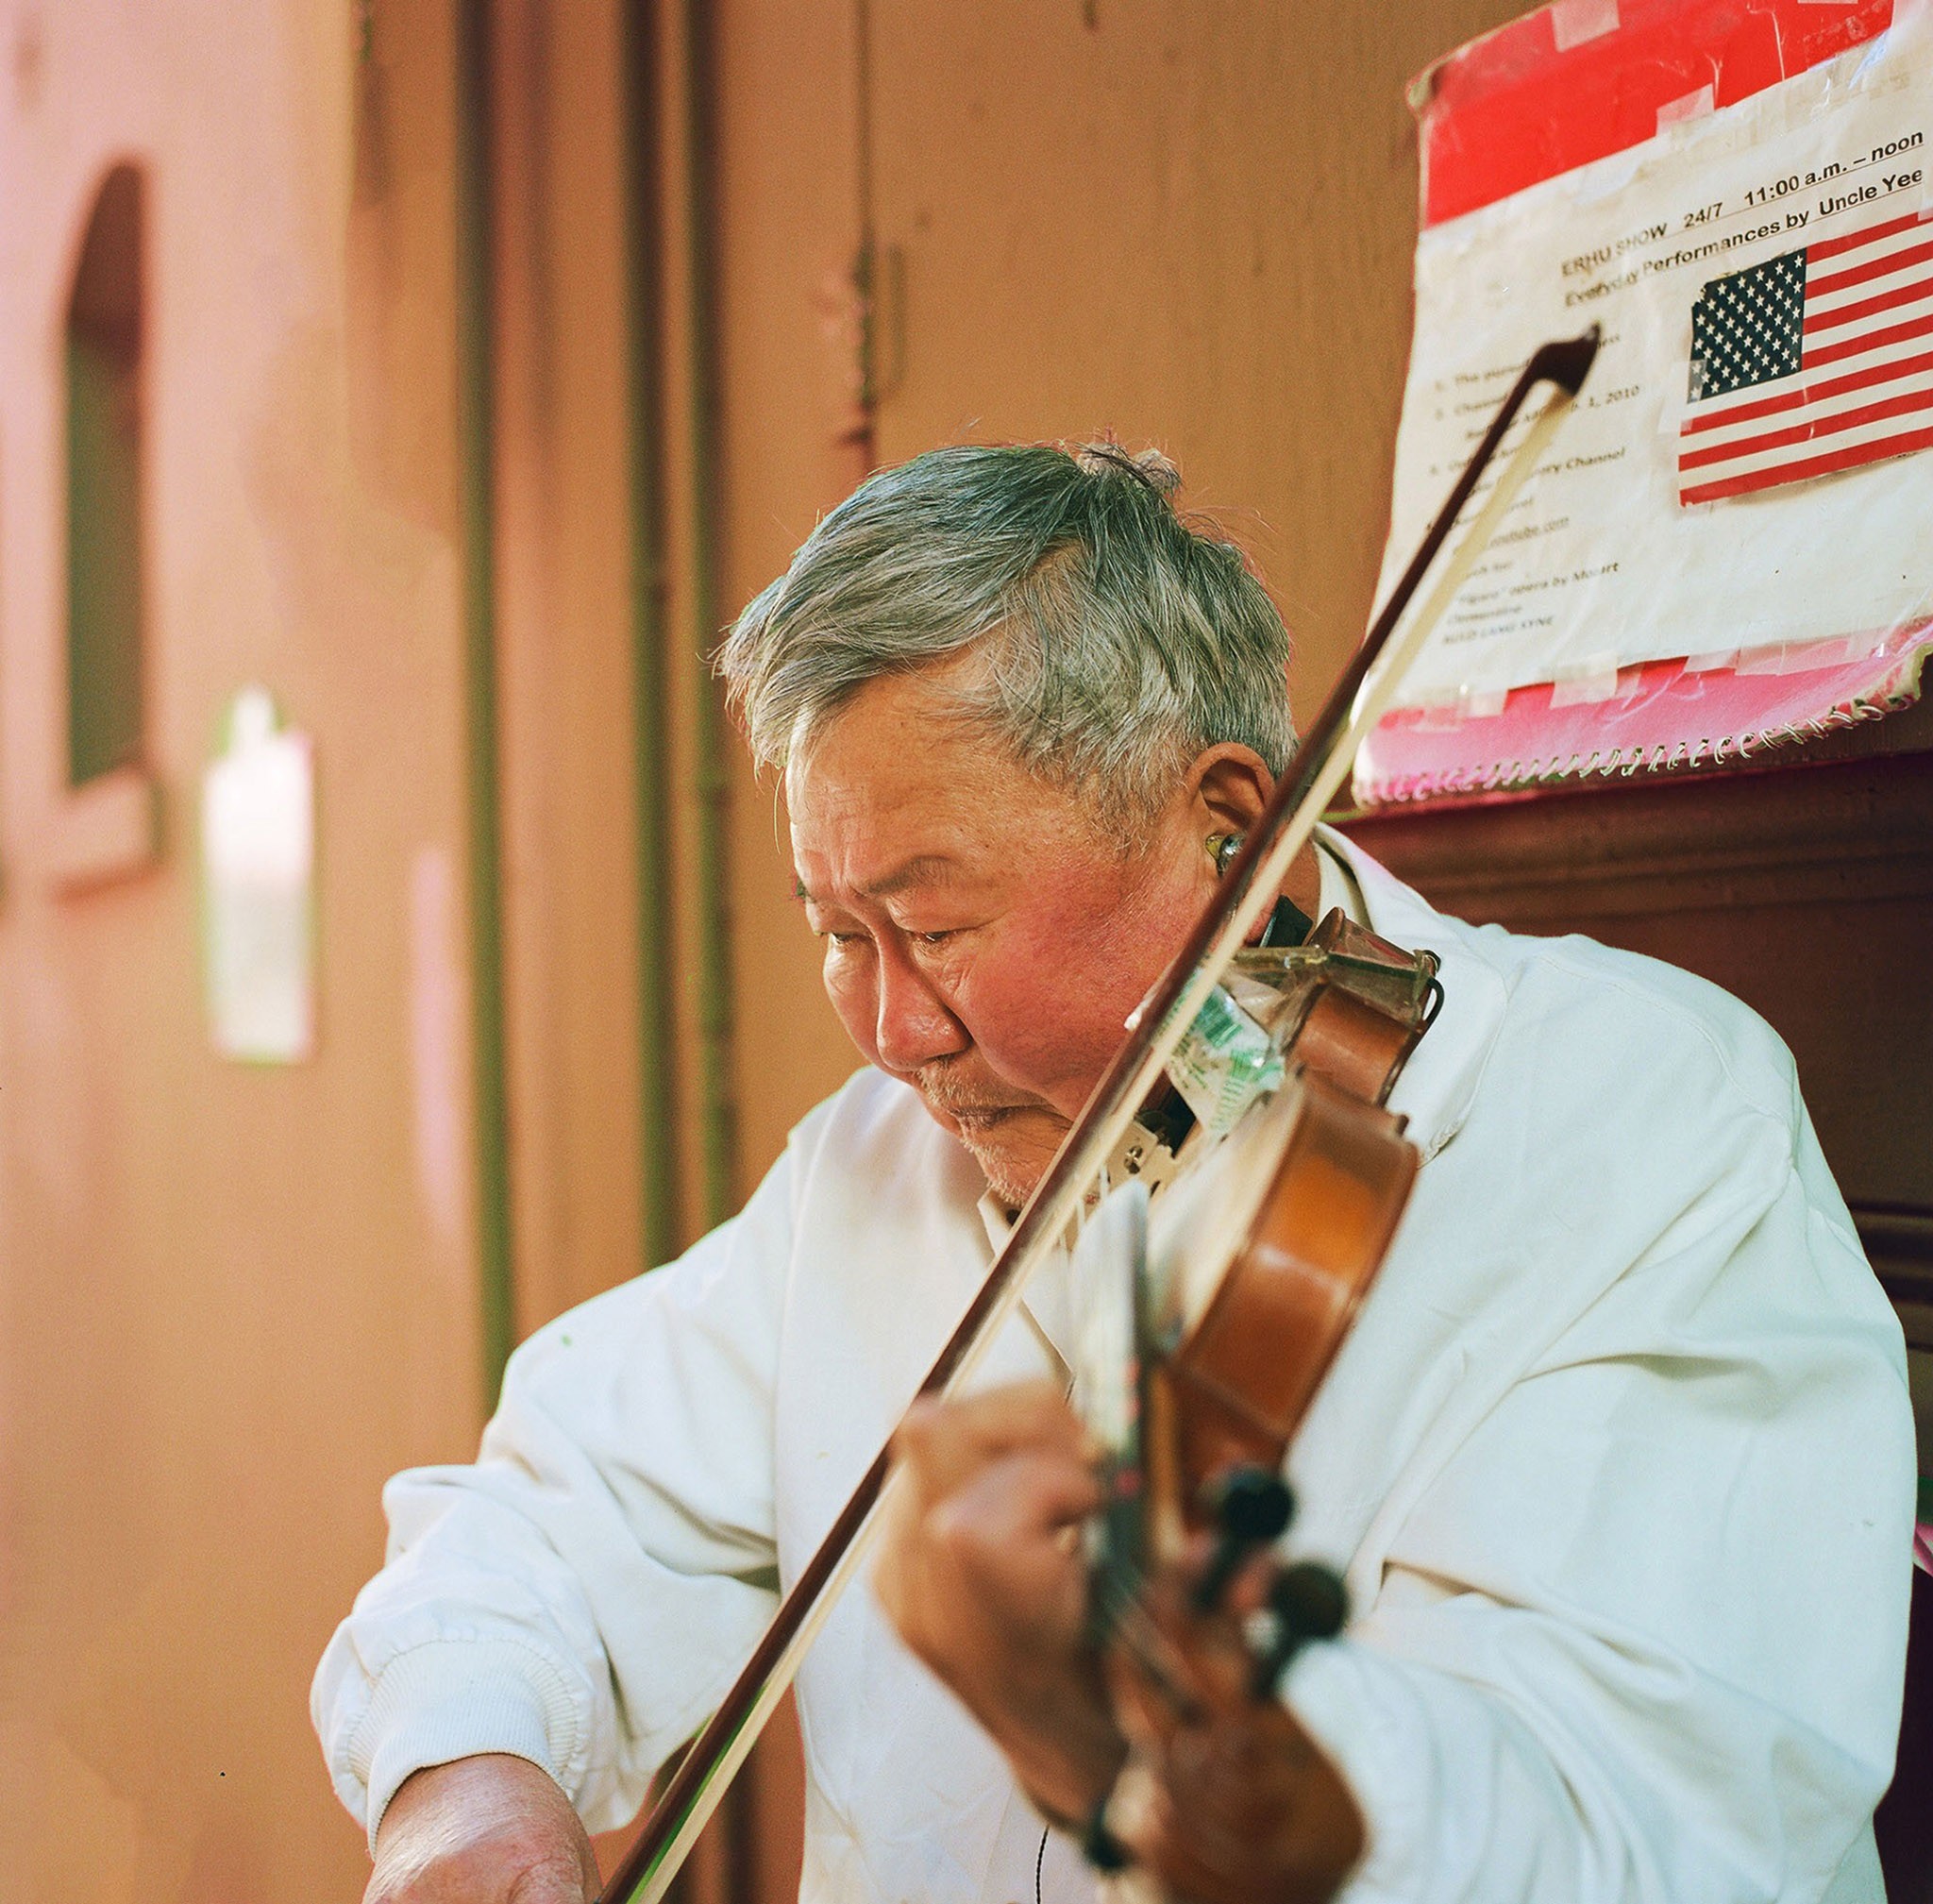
787, 666, 1216, 1208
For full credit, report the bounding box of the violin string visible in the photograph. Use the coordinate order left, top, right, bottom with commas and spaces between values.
1110, 1612, 1199, 1711
1090, 1573, 1208, 1721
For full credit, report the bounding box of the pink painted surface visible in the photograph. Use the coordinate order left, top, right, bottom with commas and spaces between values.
1357, 620, 1933, 803
1417, 0, 1896, 229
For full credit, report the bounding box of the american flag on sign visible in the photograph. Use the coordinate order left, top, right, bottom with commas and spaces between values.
1677, 208, 1933, 506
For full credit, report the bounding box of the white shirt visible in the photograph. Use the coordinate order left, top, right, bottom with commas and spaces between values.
312, 831, 1914, 1904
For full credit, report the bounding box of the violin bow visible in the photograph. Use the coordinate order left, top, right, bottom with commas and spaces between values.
598, 326, 1600, 1904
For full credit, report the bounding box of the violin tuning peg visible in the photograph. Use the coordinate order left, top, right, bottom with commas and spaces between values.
1249, 1560, 1349, 1696
1269, 1560, 1348, 1643
1192, 1465, 1295, 1611
1206, 1465, 1295, 1542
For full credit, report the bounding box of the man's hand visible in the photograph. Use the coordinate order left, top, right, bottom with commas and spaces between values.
874, 1381, 1366, 1904
872, 1381, 1128, 1823
365, 1754, 598, 1904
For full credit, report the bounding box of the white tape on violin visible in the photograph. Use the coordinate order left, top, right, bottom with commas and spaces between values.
1162, 986, 1286, 1140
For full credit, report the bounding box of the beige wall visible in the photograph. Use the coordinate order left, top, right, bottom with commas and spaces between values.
489, 0, 652, 1340
713, 0, 876, 1202
0, 2, 1530, 1898
0, 2, 475, 1896
868, 1, 1537, 714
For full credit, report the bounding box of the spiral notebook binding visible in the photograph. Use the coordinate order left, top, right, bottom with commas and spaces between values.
1359, 643, 1929, 806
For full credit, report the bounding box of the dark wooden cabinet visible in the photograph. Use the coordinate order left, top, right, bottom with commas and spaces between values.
1341, 724, 1933, 1347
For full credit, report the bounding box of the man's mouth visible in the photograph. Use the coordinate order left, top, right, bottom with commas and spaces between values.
908, 1065, 1059, 1137
916, 1087, 1039, 1132
945, 1104, 1020, 1130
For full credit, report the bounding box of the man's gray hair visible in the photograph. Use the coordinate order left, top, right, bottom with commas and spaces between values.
715, 441, 1296, 831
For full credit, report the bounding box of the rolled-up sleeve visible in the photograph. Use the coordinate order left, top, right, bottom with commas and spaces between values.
312, 1128, 804, 1845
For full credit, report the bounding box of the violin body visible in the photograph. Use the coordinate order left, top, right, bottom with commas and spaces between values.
1110, 908, 1436, 1547
1151, 1070, 1418, 1537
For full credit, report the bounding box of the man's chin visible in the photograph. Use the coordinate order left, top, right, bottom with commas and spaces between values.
946, 1109, 1067, 1210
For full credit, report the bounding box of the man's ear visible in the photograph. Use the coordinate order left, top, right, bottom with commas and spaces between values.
1185, 744, 1276, 837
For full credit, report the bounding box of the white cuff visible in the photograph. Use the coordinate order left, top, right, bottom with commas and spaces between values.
348, 1638, 585, 1853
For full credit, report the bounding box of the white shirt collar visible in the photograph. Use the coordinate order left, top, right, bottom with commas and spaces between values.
975, 1193, 1072, 1380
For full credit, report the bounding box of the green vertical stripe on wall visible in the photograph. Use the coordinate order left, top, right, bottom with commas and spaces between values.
65, 333, 144, 785
455, 0, 516, 1407
681, 0, 737, 1233
622, 0, 681, 1272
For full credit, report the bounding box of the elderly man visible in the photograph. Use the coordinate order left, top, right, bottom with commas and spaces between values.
315, 442, 1913, 1904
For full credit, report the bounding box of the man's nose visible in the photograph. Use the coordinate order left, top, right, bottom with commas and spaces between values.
873, 939, 968, 1073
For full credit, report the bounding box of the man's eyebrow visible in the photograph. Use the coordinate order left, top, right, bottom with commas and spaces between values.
864, 853, 956, 898
793, 854, 957, 906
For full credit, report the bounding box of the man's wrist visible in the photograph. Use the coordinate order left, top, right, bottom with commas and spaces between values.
992, 1693, 1128, 1831
376, 1753, 567, 1851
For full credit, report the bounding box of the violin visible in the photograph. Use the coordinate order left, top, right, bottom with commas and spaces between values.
1067, 908, 1438, 1900
596, 328, 1599, 1904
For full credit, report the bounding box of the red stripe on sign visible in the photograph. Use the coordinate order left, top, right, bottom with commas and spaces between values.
1806, 307, 1933, 367
1807, 235, 1933, 300
1683, 345, 1933, 435
1419, 0, 1894, 228
1680, 418, 1933, 503
1678, 382, 1933, 471
1805, 274, 1933, 334
1807, 210, 1930, 262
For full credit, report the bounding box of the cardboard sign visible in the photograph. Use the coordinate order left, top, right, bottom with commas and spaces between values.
1357, 0, 1933, 801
